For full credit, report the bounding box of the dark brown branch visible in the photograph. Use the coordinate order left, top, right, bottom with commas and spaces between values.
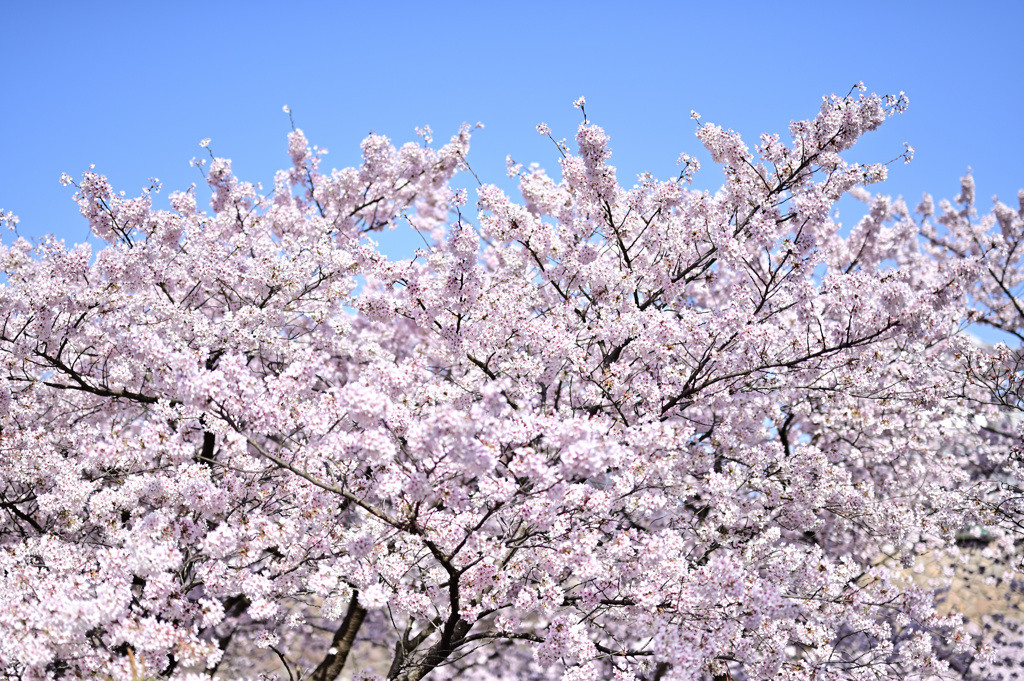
309, 596, 367, 681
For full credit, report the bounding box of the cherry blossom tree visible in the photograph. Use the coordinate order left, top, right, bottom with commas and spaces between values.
0, 87, 1021, 681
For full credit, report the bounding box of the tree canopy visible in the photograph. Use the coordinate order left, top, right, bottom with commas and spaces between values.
1, 88, 1022, 681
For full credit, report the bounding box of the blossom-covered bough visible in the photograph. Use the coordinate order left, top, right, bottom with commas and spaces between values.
1, 86, 1021, 681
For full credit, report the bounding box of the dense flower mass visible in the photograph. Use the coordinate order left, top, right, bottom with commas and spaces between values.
0, 88, 1022, 681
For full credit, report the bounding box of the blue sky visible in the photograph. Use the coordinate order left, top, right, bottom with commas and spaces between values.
2, 1, 1022, 257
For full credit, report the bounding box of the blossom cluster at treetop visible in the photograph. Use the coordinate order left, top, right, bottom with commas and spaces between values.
1, 85, 1023, 681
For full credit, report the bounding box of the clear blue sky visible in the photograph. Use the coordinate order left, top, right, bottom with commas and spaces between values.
2, 1, 1022, 257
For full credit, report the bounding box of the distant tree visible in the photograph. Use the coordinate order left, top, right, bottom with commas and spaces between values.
0, 87, 1021, 681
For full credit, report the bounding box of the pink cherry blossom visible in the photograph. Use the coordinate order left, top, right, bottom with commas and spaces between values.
0, 88, 1021, 681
